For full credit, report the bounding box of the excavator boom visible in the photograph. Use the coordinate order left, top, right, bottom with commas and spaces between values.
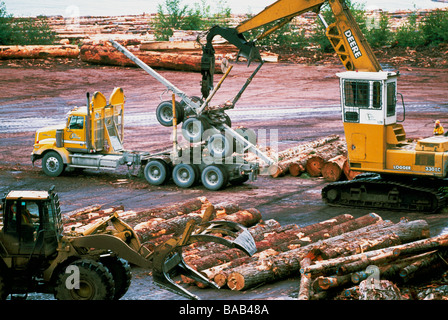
200, 0, 381, 97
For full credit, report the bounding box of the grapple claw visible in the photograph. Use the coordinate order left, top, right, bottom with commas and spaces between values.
151, 219, 257, 300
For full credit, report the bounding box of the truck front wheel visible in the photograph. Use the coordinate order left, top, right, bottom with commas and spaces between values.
42, 151, 65, 177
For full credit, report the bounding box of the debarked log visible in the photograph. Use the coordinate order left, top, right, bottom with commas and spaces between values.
0, 45, 80, 60
80, 44, 223, 72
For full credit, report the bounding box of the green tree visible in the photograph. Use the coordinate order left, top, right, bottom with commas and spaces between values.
0, 1, 56, 45
153, 0, 188, 40
420, 9, 448, 46
394, 11, 425, 47
365, 11, 392, 48
0, 1, 13, 45
152, 0, 232, 40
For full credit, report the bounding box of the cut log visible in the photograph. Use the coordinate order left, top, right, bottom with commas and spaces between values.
288, 162, 305, 177
0, 45, 80, 60
302, 225, 448, 278
270, 135, 342, 178
122, 197, 205, 226
226, 219, 429, 291
305, 142, 348, 177
342, 158, 362, 180
217, 208, 262, 227
306, 156, 325, 177
80, 43, 222, 72
187, 214, 354, 272
297, 258, 312, 300
321, 155, 347, 182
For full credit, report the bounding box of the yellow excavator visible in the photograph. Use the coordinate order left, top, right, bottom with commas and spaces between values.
200, 0, 448, 213
0, 186, 256, 300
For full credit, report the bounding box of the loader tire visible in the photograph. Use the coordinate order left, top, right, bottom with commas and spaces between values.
100, 256, 132, 300
54, 259, 115, 300
42, 151, 65, 177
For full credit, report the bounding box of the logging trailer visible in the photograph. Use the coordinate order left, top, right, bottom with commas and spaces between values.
0, 186, 256, 300
198, 0, 448, 212
30, 83, 270, 191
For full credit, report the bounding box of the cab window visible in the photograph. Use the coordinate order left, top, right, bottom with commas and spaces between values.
69, 116, 84, 130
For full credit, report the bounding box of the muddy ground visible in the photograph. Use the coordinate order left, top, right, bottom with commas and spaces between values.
0, 55, 447, 301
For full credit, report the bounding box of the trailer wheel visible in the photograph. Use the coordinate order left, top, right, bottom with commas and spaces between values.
156, 100, 184, 127
207, 133, 233, 158
54, 259, 115, 300
42, 151, 65, 177
182, 117, 206, 143
172, 163, 198, 188
100, 256, 132, 300
144, 160, 169, 186
201, 165, 228, 191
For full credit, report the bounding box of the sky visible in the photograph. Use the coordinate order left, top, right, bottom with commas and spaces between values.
2, 0, 448, 17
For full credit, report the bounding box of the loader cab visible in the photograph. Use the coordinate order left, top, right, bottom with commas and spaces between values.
0, 188, 63, 257
337, 71, 404, 172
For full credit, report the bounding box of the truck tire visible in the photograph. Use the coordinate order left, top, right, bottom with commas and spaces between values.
156, 100, 184, 127
42, 151, 65, 177
207, 133, 233, 158
100, 256, 131, 300
201, 165, 229, 191
172, 163, 198, 188
54, 259, 115, 300
144, 160, 169, 186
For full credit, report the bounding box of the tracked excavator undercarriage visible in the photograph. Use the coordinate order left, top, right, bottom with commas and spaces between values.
322, 173, 447, 214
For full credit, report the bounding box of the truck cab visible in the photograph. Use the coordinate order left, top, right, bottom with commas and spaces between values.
31, 87, 131, 177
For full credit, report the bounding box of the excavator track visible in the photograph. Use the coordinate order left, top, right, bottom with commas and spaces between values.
322, 173, 447, 214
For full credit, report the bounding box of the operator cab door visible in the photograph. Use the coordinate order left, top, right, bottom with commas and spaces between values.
1, 199, 43, 255
64, 115, 88, 152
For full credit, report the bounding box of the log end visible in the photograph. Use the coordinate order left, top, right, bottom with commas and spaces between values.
227, 272, 245, 291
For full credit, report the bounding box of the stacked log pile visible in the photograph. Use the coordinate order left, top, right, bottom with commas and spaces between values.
266, 135, 361, 181
64, 199, 448, 300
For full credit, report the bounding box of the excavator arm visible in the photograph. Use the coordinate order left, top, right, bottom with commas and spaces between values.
200, 0, 381, 97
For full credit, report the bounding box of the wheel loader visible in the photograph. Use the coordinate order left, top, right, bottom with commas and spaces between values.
0, 186, 256, 300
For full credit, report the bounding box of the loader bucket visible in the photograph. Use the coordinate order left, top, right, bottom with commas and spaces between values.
151, 220, 256, 300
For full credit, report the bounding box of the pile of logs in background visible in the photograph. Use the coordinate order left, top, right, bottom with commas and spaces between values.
267, 134, 361, 182
64, 197, 448, 300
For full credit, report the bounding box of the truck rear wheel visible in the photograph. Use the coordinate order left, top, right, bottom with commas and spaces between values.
42, 151, 65, 177
144, 160, 169, 186
172, 163, 198, 188
54, 259, 115, 300
201, 165, 228, 191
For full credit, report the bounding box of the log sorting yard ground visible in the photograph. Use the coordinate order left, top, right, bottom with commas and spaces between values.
1, 17, 448, 302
